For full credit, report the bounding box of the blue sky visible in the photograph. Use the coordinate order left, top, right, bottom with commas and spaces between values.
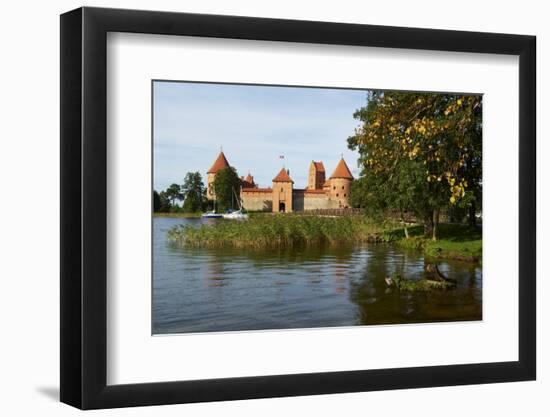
153, 81, 368, 191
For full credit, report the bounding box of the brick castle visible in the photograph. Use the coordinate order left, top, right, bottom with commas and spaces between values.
206, 152, 354, 213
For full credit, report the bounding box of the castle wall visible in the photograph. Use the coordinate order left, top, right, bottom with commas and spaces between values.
237, 187, 351, 211
241, 190, 273, 212
206, 153, 353, 211
293, 192, 305, 211
303, 192, 340, 210
292, 190, 340, 210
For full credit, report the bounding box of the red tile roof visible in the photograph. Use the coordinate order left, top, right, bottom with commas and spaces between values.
207, 152, 230, 174
272, 168, 293, 183
312, 161, 325, 172
329, 158, 354, 179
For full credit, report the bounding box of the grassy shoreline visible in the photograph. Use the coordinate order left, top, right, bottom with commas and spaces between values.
168, 214, 387, 249
154, 212, 202, 218
393, 224, 482, 264
166, 214, 481, 264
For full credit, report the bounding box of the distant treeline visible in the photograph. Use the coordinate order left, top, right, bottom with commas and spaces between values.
154, 172, 208, 213
154, 166, 246, 214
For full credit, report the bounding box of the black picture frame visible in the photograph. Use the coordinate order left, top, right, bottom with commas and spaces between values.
60, 6, 536, 410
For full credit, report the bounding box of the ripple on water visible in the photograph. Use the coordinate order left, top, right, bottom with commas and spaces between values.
152, 217, 482, 334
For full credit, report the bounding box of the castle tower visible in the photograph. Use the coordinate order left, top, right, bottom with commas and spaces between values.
272, 168, 294, 213
241, 173, 256, 188
328, 158, 354, 208
307, 161, 326, 190
206, 151, 230, 199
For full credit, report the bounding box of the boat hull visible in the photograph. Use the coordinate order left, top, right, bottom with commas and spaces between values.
201, 213, 223, 218
222, 211, 249, 220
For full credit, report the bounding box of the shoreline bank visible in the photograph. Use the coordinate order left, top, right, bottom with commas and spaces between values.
165, 214, 481, 264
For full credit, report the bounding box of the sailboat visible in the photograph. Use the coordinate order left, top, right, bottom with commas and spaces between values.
202, 210, 223, 219
222, 187, 249, 220
202, 194, 223, 218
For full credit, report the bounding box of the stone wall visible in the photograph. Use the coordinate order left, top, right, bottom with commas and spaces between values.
241, 190, 273, 212
303, 192, 339, 210
292, 190, 340, 211
243, 188, 344, 212
293, 192, 305, 211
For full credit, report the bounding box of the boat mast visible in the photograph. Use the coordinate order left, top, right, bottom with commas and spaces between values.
232, 186, 243, 211
239, 186, 243, 210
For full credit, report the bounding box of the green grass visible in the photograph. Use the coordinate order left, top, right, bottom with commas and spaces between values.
395, 223, 482, 263
168, 213, 481, 264
168, 214, 390, 249
154, 212, 202, 218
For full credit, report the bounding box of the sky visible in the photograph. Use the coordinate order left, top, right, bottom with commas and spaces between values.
153, 81, 369, 191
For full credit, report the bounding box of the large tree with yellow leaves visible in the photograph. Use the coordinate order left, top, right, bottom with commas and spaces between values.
348, 91, 482, 240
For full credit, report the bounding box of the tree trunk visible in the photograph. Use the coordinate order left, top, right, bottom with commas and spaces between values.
400, 209, 409, 239
425, 262, 457, 284
432, 208, 440, 241
424, 211, 434, 238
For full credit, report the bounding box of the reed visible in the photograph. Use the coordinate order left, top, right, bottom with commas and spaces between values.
168, 214, 390, 249
154, 212, 202, 218
167, 214, 481, 264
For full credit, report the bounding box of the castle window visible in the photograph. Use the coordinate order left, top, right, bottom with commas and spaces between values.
281, 188, 284, 192
344, 194, 347, 197
333, 186, 336, 190
336, 193, 339, 197
342, 186, 344, 190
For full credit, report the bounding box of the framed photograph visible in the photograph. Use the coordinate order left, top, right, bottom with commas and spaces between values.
60, 7, 536, 409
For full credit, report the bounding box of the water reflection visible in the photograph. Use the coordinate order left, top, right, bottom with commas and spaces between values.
153, 217, 482, 334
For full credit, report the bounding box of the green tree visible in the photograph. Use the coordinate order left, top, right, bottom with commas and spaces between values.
353, 159, 423, 238
181, 172, 206, 212
157, 191, 171, 212
348, 91, 482, 240
350, 178, 369, 209
212, 167, 241, 212
165, 183, 183, 210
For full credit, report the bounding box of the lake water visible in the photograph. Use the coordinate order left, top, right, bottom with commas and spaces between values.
153, 217, 482, 334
